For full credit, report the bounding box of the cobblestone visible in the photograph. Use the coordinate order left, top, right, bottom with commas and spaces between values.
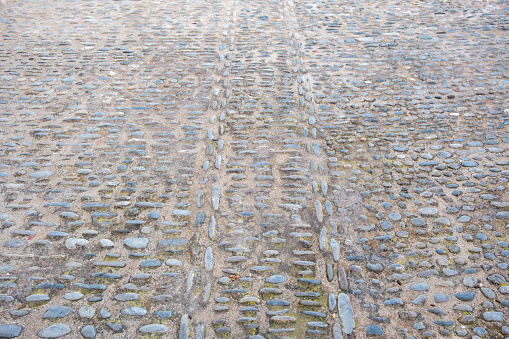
0, 0, 508, 336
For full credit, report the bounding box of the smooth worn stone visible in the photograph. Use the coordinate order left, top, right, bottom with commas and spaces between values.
434, 294, 450, 303
497, 212, 509, 220
9, 310, 30, 317
366, 325, 384, 336
100, 309, 111, 319
139, 324, 168, 334
154, 311, 172, 319
3, 239, 26, 248
454, 292, 476, 301
43, 306, 72, 318
212, 186, 221, 210
408, 282, 429, 291
461, 161, 478, 167
463, 276, 478, 287
80, 326, 96, 338
105, 322, 125, 333
0, 325, 23, 338
30, 170, 54, 178
124, 238, 149, 249
481, 287, 496, 299
338, 266, 348, 290
266, 275, 287, 284
180, 314, 189, 339
319, 226, 328, 251
205, 247, 213, 271
412, 295, 427, 305
140, 259, 162, 268
333, 322, 344, 339
26, 294, 50, 302
315, 200, 324, 222
338, 293, 355, 334
331, 239, 340, 261
38, 324, 71, 338
114, 293, 139, 301
418, 208, 437, 216
329, 293, 337, 311
459, 315, 476, 324
487, 273, 506, 285
65, 238, 89, 249
166, 259, 182, 266
483, 312, 504, 322
79, 306, 95, 318
474, 327, 488, 336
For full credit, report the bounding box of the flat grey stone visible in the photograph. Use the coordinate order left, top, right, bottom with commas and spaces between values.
114, 293, 139, 301
333, 322, 343, 339
266, 275, 287, 284
80, 326, 96, 338
337, 293, 355, 334
329, 293, 336, 311
38, 324, 71, 338
121, 306, 147, 316
139, 324, 168, 333
205, 247, 213, 271
3, 239, 26, 248
366, 325, 384, 336
497, 212, 509, 220
454, 292, 475, 301
78, 306, 95, 318
434, 294, 450, 303
30, 170, 54, 178
408, 282, 429, 291
43, 306, 72, 318
483, 312, 503, 322
26, 294, 50, 302
418, 208, 437, 216
0, 325, 23, 338
124, 237, 149, 249
180, 314, 189, 339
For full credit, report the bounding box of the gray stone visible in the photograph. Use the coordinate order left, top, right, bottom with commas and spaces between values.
497, 212, 509, 220
333, 322, 343, 339
418, 208, 437, 216
454, 292, 475, 301
408, 282, 429, 291
30, 170, 54, 178
434, 294, 450, 303
78, 306, 95, 318
331, 239, 340, 261
329, 293, 336, 311
43, 306, 72, 318
179, 314, 189, 339
483, 312, 504, 322
0, 325, 23, 338
139, 324, 168, 333
3, 239, 26, 248
205, 246, 213, 271
38, 324, 71, 338
337, 293, 355, 334
124, 238, 149, 249
481, 287, 496, 299
366, 325, 384, 336
266, 275, 287, 284
114, 293, 139, 301
26, 294, 50, 302
80, 326, 96, 338
212, 186, 221, 210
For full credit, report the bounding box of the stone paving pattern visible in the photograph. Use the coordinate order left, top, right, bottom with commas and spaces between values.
0, 0, 509, 337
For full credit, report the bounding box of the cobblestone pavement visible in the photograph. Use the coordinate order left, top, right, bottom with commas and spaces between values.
0, 0, 508, 337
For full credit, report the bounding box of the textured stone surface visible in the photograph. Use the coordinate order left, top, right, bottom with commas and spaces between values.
0, 0, 507, 337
